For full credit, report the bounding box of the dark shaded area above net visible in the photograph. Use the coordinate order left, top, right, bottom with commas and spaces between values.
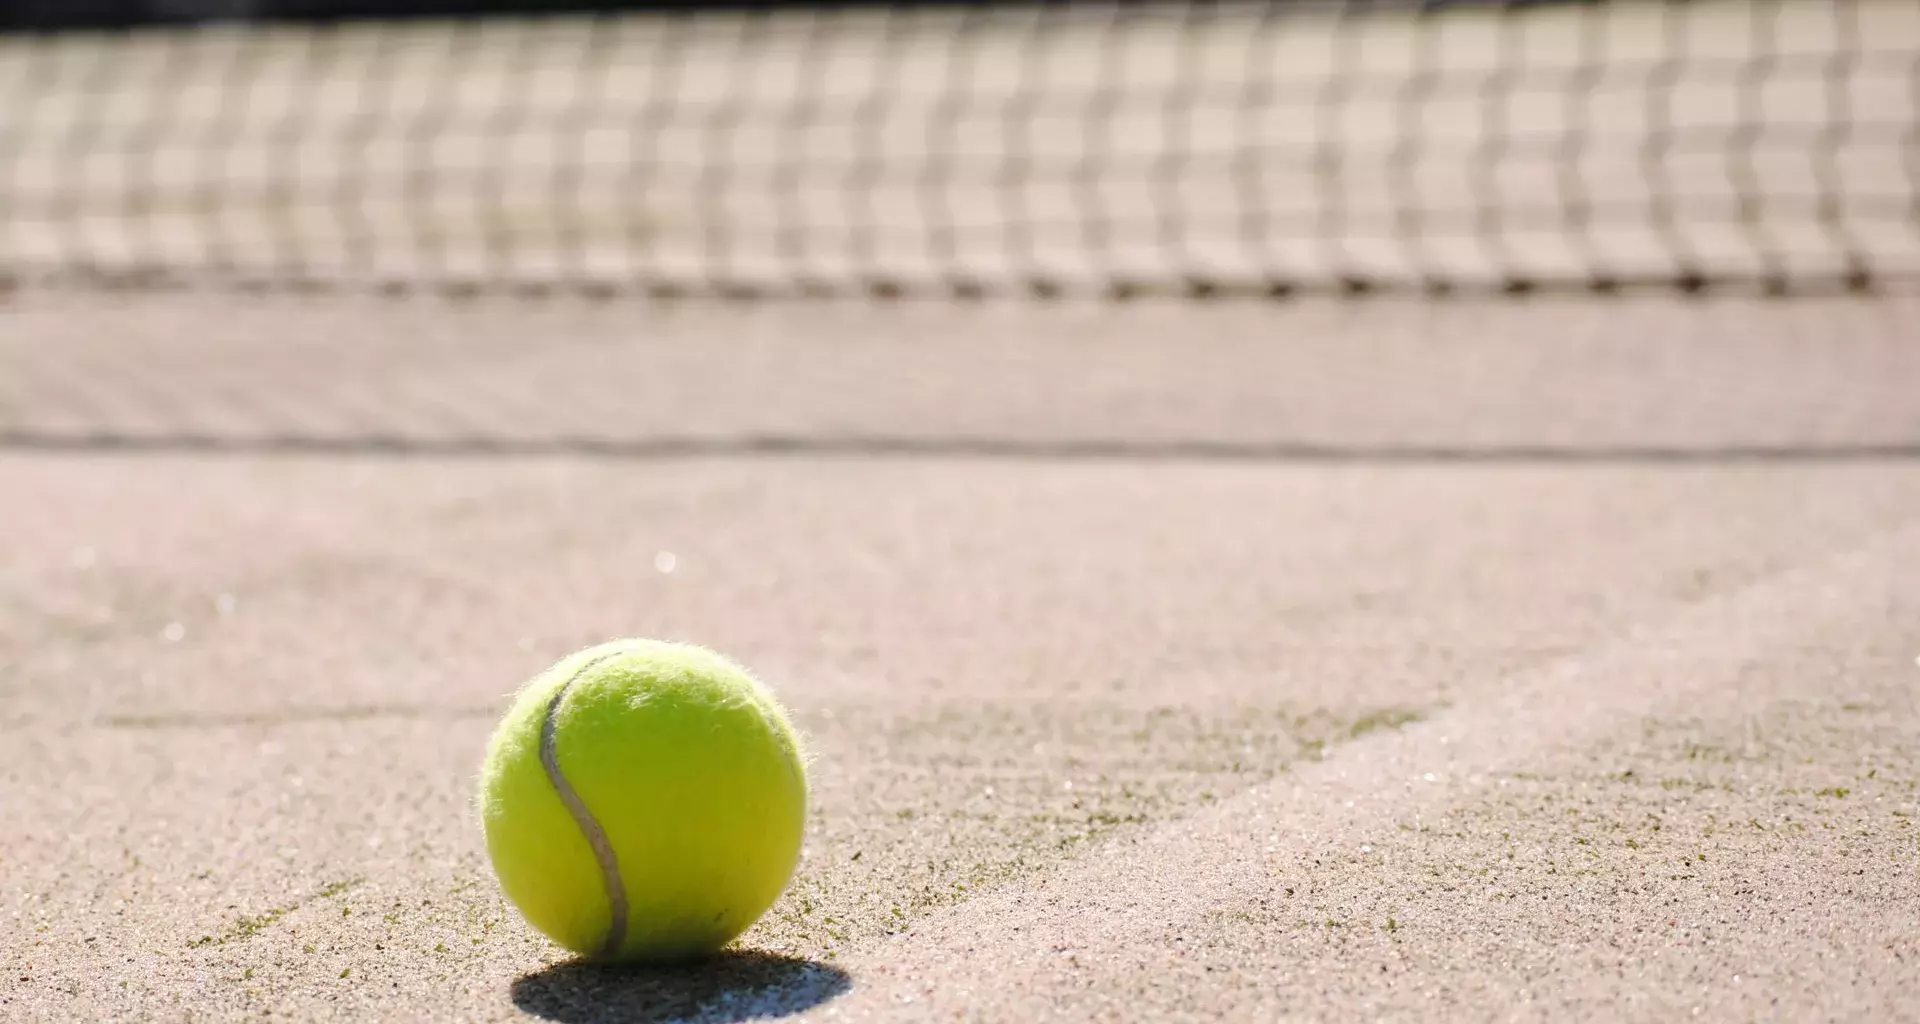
2, 1, 1916, 299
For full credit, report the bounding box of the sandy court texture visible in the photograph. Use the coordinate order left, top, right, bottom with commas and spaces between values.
2, 290, 1917, 1022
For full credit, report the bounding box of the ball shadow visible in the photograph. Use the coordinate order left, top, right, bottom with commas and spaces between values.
511, 950, 851, 1024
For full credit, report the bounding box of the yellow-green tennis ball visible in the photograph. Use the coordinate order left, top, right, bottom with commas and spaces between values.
477, 639, 808, 963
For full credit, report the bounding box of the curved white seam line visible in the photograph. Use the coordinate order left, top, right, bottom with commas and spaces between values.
538, 652, 631, 960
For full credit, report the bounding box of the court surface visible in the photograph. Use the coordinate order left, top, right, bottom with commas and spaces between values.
2, 289, 1917, 1022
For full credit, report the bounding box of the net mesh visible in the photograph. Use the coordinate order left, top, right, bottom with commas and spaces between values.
2, 0, 1916, 299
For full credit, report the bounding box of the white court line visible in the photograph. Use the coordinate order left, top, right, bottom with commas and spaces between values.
803, 518, 1918, 1019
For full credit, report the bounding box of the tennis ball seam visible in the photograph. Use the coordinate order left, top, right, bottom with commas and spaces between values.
536, 649, 631, 960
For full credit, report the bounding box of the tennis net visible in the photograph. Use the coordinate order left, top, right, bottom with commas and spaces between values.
2, 1, 1916, 299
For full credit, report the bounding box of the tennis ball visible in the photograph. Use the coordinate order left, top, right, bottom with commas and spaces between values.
477, 638, 808, 963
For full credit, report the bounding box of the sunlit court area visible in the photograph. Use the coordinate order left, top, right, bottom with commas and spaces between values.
3, 2, 1918, 1022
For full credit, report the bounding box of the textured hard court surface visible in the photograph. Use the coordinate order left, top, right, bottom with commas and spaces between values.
2, 291, 1917, 1022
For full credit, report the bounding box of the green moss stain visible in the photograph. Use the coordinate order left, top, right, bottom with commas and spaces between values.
188, 878, 362, 949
